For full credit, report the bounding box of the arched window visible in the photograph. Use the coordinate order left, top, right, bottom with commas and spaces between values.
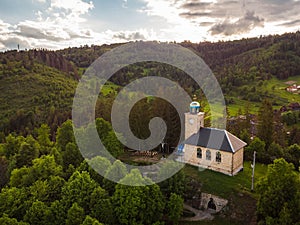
197, 148, 202, 158
216, 152, 221, 162
206, 150, 211, 160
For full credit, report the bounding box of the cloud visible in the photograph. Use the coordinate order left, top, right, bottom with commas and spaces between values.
200, 21, 214, 27
0, 20, 11, 34
0, 0, 98, 50
181, 1, 212, 9
0, 35, 31, 50
122, 0, 128, 8
180, 12, 212, 18
279, 19, 300, 27
142, 0, 300, 38
50, 0, 94, 15
209, 11, 264, 36
112, 30, 156, 41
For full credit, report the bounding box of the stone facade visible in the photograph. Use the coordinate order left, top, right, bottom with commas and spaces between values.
184, 112, 204, 139
200, 193, 228, 212
183, 144, 244, 176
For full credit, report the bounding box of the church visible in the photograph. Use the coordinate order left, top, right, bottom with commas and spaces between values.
177, 101, 246, 176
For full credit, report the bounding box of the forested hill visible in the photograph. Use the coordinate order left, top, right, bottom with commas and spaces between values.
1, 32, 300, 137
58, 32, 300, 99
59, 31, 300, 81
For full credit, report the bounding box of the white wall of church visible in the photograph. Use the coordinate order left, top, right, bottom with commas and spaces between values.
183, 144, 244, 176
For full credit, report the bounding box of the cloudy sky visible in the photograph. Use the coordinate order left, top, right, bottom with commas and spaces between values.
0, 0, 299, 51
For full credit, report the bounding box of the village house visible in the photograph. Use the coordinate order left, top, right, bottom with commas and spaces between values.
286, 84, 300, 93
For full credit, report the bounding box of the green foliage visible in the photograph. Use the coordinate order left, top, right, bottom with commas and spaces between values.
267, 142, 283, 162
157, 161, 186, 197
29, 176, 65, 202
81, 215, 103, 225
9, 166, 33, 187
256, 158, 300, 225
0, 187, 31, 221
9, 155, 62, 187
112, 169, 165, 225
167, 193, 184, 225
103, 160, 127, 195
240, 129, 251, 145
87, 156, 112, 184
245, 137, 267, 163
0, 214, 29, 225
48, 200, 66, 225
95, 118, 124, 157
257, 99, 274, 148
282, 111, 300, 126
37, 124, 53, 155
15, 136, 40, 168
31, 155, 63, 180
0, 156, 9, 188
89, 187, 115, 225
56, 120, 75, 152
62, 142, 83, 169
23, 201, 51, 225
2, 134, 24, 159
66, 203, 85, 225
62, 171, 98, 213
286, 144, 300, 171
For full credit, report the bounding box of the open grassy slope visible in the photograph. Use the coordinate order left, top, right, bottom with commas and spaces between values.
226, 76, 300, 116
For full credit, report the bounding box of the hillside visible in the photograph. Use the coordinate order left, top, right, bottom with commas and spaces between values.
59, 32, 300, 112
0, 32, 300, 136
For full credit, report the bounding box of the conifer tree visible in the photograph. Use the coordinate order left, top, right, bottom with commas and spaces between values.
257, 99, 274, 148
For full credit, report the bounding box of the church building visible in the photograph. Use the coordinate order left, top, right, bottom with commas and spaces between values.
177, 101, 246, 176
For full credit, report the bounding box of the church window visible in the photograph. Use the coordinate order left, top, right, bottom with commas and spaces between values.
216, 152, 221, 163
206, 150, 211, 160
197, 148, 202, 158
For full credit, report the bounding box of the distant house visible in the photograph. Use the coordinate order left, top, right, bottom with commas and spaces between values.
286, 84, 300, 93
177, 101, 246, 176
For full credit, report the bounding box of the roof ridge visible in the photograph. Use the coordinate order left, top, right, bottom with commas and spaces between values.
224, 130, 235, 153
201, 127, 225, 131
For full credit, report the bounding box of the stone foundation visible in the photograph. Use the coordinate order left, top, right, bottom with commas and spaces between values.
200, 193, 228, 213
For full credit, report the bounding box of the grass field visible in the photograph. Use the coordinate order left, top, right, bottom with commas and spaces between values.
183, 161, 268, 198
226, 76, 300, 116
181, 161, 268, 225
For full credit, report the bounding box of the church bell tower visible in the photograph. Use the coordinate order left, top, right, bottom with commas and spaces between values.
185, 101, 204, 139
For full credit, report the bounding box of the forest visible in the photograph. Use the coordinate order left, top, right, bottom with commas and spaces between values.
0, 32, 300, 225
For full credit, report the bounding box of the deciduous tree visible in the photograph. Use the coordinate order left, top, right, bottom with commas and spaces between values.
256, 158, 300, 225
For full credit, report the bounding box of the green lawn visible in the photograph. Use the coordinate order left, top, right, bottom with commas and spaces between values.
181, 162, 268, 225
180, 216, 241, 225
183, 161, 268, 198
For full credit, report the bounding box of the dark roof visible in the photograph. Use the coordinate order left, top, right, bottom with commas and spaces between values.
184, 127, 247, 153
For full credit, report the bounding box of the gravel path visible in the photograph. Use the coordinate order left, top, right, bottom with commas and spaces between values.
181, 203, 214, 221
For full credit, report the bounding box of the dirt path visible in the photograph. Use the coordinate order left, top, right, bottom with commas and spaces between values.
181, 203, 214, 221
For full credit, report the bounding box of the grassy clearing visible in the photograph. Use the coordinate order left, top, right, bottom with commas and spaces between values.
183, 161, 268, 198
226, 76, 300, 116
180, 216, 241, 225
100, 82, 119, 96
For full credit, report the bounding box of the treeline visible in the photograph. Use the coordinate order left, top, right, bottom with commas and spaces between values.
0, 49, 78, 80
0, 119, 186, 225
227, 99, 300, 170
57, 32, 300, 96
